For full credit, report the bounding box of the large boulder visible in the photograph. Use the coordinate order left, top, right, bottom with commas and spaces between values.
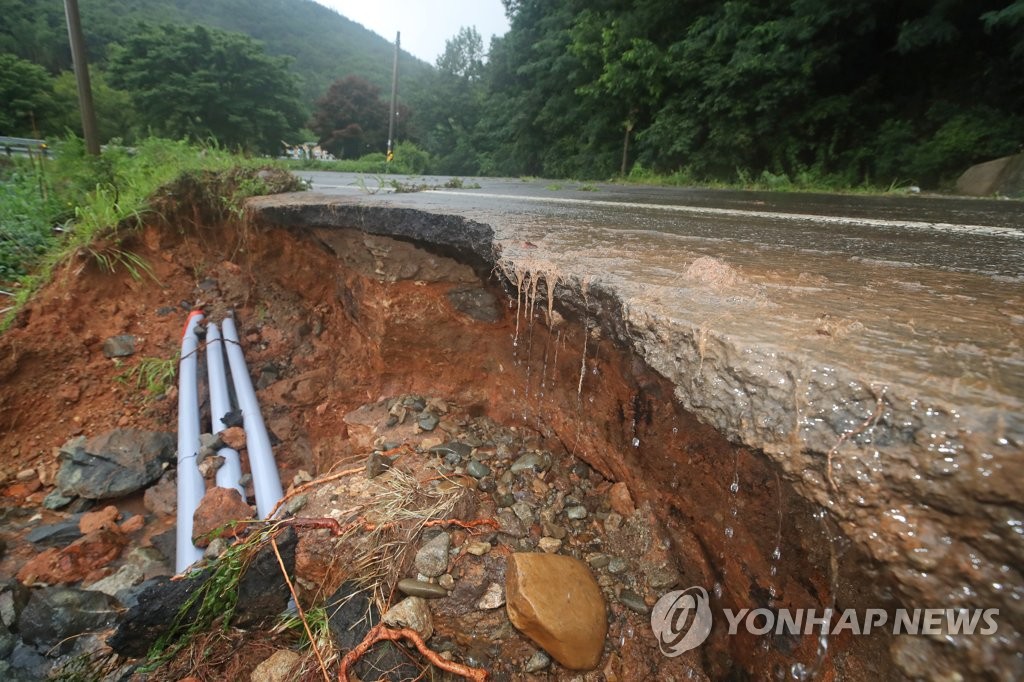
56, 430, 175, 500
504, 552, 607, 670
955, 152, 1024, 197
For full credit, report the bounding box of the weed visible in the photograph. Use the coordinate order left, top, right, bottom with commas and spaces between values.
119, 354, 178, 396
545, 183, 563, 191
577, 183, 599, 192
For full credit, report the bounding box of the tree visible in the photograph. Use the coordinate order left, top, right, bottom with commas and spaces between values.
436, 27, 485, 80
308, 75, 390, 159
0, 54, 57, 137
47, 70, 137, 143
107, 23, 306, 154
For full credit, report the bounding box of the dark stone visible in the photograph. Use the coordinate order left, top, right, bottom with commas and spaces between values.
109, 529, 297, 657
5, 642, 50, 681
42, 490, 74, 510
366, 451, 394, 479
56, 430, 175, 500
107, 574, 206, 657
149, 528, 176, 562
26, 520, 82, 547
0, 580, 31, 628
0, 621, 15, 659
447, 286, 501, 323
233, 528, 297, 627
220, 409, 244, 429
18, 587, 119, 654
155, 306, 176, 316
101, 335, 136, 358
428, 442, 474, 460
327, 582, 419, 682
417, 412, 439, 432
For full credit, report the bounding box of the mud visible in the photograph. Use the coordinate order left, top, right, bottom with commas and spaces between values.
0, 190, 1018, 679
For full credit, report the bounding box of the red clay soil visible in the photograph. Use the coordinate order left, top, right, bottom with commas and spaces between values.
0, 215, 899, 679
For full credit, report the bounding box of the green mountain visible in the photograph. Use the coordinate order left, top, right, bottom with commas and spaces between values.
0, 0, 434, 104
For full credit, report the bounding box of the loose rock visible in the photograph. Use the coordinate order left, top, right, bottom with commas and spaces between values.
383, 596, 433, 640
505, 552, 608, 670
102, 335, 136, 358
414, 532, 451, 577
476, 582, 505, 610
192, 487, 255, 548
56, 430, 175, 500
396, 578, 448, 599
524, 650, 552, 673
251, 649, 302, 682
608, 482, 635, 516
18, 587, 119, 653
17, 528, 128, 585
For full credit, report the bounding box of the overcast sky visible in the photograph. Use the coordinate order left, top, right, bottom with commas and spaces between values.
314, 1, 511, 65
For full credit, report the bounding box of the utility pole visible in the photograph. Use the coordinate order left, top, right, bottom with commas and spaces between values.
386, 31, 400, 165
63, 0, 100, 155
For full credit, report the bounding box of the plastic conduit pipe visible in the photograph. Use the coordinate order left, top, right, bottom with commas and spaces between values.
176, 311, 206, 573
221, 316, 284, 518
205, 323, 246, 499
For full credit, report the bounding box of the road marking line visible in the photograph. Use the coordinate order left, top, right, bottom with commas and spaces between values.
426, 190, 1022, 239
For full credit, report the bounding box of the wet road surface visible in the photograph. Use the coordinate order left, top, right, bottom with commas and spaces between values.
296, 171, 1023, 429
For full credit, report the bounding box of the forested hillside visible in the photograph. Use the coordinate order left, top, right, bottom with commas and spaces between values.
0, 0, 432, 103
2, 0, 1022, 187
461, 0, 1023, 186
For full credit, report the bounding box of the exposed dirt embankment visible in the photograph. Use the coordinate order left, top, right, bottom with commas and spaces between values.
0, 190, 1017, 679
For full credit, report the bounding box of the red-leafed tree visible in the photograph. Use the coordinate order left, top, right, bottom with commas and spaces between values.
309, 75, 390, 159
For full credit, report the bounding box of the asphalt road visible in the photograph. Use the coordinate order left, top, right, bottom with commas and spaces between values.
292, 170, 1023, 425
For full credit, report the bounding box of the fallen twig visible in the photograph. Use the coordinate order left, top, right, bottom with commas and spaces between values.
337, 624, 488, 682
271, 535, 331, 682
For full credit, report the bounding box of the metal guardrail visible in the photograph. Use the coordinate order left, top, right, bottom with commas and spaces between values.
0, 136, 51, 157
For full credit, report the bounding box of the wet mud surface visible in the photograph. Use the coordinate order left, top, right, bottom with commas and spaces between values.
0, 187, 1020, 679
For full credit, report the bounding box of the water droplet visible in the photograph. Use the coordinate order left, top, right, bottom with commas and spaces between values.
770, 565, 777, 576
713, 582, 723, 598
672, 427, 678, 433
632, 437, 640, 447
729, 481, 739, 494
725, 526, 734, 538
772, 546, 782, 561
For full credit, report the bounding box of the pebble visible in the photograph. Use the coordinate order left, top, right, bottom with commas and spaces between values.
510, 452, 549, 474
607, 557, 628, 574
587, 553, 611, 569
538, 537, 562, 553
542, 521, 567, 540
566, 505, 588, 520
465, 541, 492, 556
396, 579, 448, 599
476, 582, 505, 610
438, 574, 455, 590
512, 501, 535, 524
383, 596, 433, 640
466, 460, 491, 479
604, 512, 623, 531
414, 532, 451, 577
497, 510, 527, 537
619, 589, 649, 614
15, 469, 36, 482
524, 651, 552, 673
417, 412, 439, 432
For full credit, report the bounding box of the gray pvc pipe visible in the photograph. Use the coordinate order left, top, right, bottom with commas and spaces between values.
176, 311, 206, 573
221, 316, 284, 518
205, 323, 246, 499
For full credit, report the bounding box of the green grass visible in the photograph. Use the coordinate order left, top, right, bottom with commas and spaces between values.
1, 136, 304, 332
118, 354, 178, 396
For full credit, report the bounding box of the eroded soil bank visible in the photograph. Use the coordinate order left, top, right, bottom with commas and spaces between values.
0, 196, 1015, 679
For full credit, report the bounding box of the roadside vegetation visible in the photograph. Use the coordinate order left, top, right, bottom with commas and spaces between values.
0, 138, 304, 330
3, 0, 1021, 193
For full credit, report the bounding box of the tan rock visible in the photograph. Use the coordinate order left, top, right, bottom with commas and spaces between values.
192, 487, 254, 548
220, 426, 247, 450
120, 514, 146, 533
608, 482, 635, 516
505, 552, 607, 670
251, 648, 302, 682
80, 505, 121, 534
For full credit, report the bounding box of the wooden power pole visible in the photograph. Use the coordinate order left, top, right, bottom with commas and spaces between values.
63, 0, 100, 155
386, 32, 400, 164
